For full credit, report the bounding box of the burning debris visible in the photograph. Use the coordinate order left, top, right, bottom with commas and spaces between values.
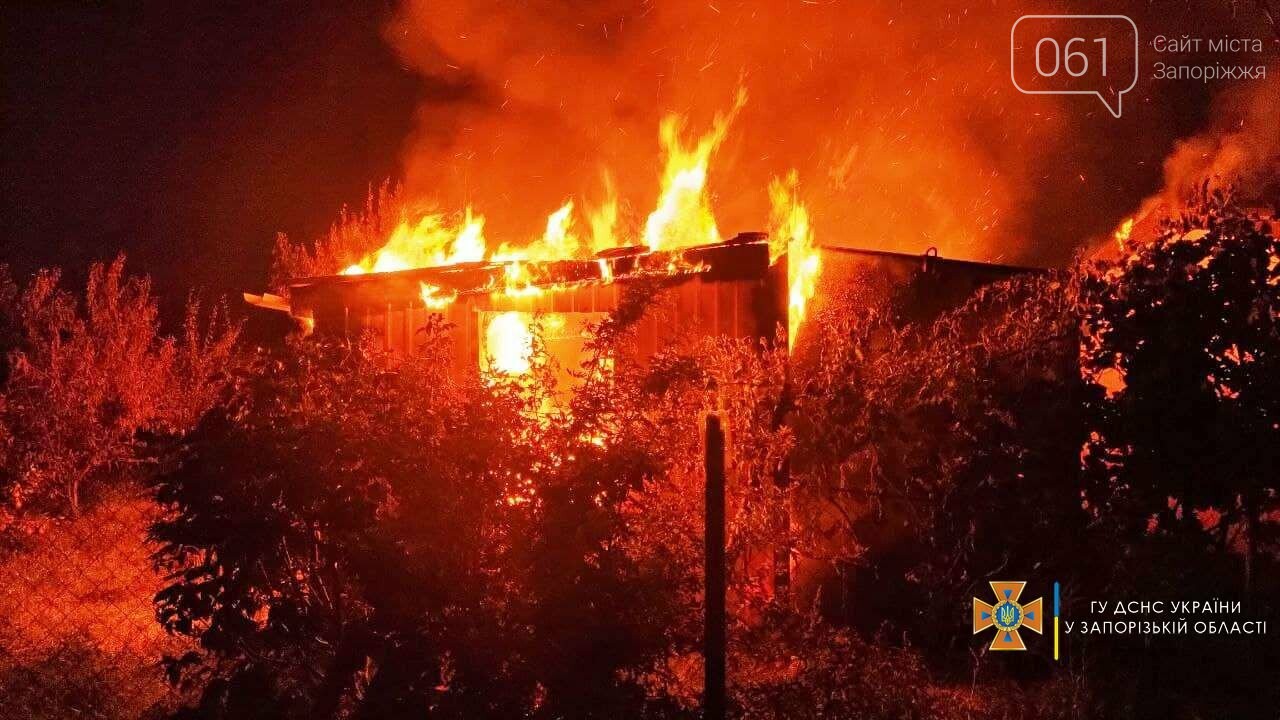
256, 96, 828, 375
248, 96, 1055, 385
333, 95, 753, 281
254, 234, 785, 384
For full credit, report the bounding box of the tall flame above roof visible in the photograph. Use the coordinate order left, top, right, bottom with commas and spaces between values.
330, 92, 822, 346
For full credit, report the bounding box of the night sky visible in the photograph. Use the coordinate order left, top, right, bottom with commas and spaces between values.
2, 1, 420, 312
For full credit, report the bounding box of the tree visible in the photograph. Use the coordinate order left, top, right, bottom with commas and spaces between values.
152, 286, 986, 719
1081, 187, 1280, 596
151, 317, 696, 719
788, 272, 1097, 657
0, 256, 239, 515
269, 181, 406, 289
162, 265, 1189, 720
1075, 188, 1280, 719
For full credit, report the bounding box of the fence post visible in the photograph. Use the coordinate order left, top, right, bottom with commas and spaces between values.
704, 414, 726, 720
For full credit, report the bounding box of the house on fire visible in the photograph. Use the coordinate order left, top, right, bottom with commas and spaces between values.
245, 231, 1038, 608
245, 232, 1036, 374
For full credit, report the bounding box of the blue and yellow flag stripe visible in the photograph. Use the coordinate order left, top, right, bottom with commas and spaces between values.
1053, 581, 1060, 661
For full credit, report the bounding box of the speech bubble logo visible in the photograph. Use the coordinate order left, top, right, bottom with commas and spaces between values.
1011, 15, 1139, 118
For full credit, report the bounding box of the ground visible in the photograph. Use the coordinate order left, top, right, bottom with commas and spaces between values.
0, 484, 190, 720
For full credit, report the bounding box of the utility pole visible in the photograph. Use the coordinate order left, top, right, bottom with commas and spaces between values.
704, 415, 727, 720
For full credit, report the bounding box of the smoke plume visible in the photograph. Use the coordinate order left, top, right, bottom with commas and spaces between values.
1136, 70, 1280, 225
381, 0, 1278, 264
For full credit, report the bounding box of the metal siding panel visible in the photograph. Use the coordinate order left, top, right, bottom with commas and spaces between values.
700, 277, 718, 337
677, 278, 699, 337
384, 304, 393, 351
718, 281, 735, 336
731, 281, 742, 338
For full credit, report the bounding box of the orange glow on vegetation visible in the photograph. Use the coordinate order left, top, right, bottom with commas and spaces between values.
1095, 366, 1127, 397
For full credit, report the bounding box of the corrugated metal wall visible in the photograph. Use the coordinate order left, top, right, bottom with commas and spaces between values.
333, 271, 782, 375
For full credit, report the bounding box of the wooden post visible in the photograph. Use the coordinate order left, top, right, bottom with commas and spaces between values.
704, 415, 727, 720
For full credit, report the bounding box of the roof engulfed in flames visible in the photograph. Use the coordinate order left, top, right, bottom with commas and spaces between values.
335, 93, 821, 346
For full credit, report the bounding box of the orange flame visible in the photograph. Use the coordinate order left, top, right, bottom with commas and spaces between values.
418, 283, 457, 310
494, 200, 580, 264
340, 95, 748, 285
337, 91, 820, 355
482, 312, 572, 379
1113, 217, 1135, 252
642, 90, 746, 253
343, 208, 487, 275
770, 172, 822, 350
500, 261, 545, 298
587, 174, 618, 254
485, 311, 536, 376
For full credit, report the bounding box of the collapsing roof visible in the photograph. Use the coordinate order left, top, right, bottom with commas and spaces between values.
245, 233, 1036, 378
248, 233, 784, 376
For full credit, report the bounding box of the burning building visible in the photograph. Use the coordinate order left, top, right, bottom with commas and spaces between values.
248, 233, 785, 382
246, 237, 1034, 382
247, 97, 1036, 385
243, 95, 1041, 616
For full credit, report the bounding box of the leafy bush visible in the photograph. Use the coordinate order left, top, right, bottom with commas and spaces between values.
152, 285, 1009, 719
0, 484, 194, 720
1078, 187, 1280, 718
788, 271, 1097, 657
0, 257, 239, 517
1082, 186, 1280, 584
152, 325, 675, 718
0, 641, 167, 720
151, 192, 1280, 719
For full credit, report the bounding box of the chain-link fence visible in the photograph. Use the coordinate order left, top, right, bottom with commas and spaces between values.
0, 484, 189, 720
